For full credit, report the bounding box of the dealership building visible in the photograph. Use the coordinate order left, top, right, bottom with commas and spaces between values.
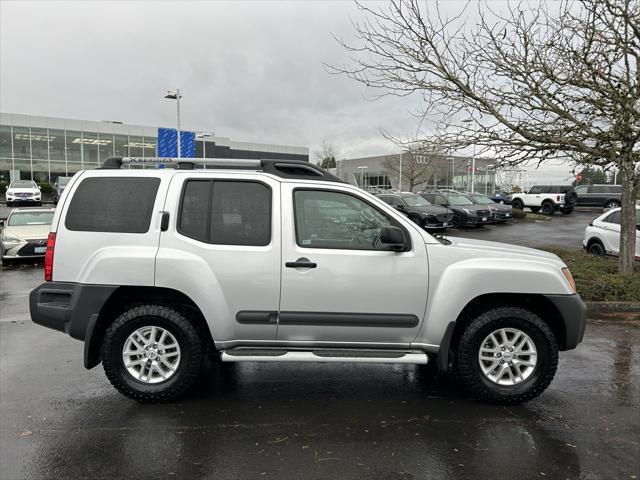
0, 112, 309, 183
336, 152, 497, 194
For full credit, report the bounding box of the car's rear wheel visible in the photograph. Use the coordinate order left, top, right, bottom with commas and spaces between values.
101, 304, 203, 403
454, 306, 558, 404
451, 214, 463, 229
605, 200, 620, 209
587, 240, 605, 256
541, 201, 555, 215
511, 199, 524, 210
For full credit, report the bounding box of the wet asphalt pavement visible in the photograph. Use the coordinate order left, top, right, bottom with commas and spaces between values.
1, 267, 639, 479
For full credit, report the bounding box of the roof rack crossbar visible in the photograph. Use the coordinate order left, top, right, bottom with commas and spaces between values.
99, 156, 345, 183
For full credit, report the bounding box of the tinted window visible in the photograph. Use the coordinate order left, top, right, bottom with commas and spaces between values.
65, 177, 160, 233
574, 186, 588, 194
604, 211, 621, 224
179, 180, 271, 246
403, 194, 431, 206
294, 190, 400, 250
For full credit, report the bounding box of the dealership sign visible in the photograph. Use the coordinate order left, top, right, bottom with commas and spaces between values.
158, 128, 196, 157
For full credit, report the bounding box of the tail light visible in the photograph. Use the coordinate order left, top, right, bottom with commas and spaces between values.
44, 232, 56, 282
557, 195, 561, 201
588, 216, 598, 227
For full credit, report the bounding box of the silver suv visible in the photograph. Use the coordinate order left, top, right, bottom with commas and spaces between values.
30, 157, 586, 404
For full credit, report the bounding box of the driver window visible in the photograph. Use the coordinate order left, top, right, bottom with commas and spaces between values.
574, 186, 588, 194
294, 190, 397, 250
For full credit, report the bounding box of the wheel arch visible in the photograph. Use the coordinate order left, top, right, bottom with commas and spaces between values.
85, 286, 214, 369
437, 293, 568, 373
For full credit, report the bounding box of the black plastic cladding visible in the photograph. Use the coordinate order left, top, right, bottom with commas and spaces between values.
99, 156, 345, 183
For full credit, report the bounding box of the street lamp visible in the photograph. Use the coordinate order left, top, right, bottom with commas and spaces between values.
164, 89, 182, 158
357, 165, 368, 189
196, 133, 213, 159
398, 151, 403, 192
461, 117, 477, 192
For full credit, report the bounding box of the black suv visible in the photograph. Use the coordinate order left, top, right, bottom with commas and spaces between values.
466, 192, 513, 223
574, 184, 622, 209
377, 192, 454, 229
418, 192, 492, 228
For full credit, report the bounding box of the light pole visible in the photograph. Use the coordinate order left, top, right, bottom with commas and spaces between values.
461, 117, 477, 192
196, 133, 213, 158
357, 165, 368, 189
164, 89, 182, 158
398, 152, 403, 191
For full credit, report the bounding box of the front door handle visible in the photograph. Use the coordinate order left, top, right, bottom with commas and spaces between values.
285, 257, 317, 269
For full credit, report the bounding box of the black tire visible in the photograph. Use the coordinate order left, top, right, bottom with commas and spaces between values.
511, 198, 524, 210
541, 201, 555, 215
564, 190, 578, 204
604, 200, 620, 209
101, 304, 203, 403
529, 206, 541, 213
560, 207, 573, 215
454, 307, 558, 405
587, 239, 605, 256
451, 214, 463, 229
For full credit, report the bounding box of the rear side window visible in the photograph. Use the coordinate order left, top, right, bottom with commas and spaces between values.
179, 180, 271, 246
604, 211, 621, 224
65, 177, 160, 233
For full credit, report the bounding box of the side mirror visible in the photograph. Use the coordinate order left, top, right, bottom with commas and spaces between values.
380, 226, 407, 251
38, 185, 41, 190
0, 219, 5, 228
395, 204, 406, 210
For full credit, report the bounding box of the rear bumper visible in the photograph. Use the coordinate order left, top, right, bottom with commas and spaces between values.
544, 294, 587, 350
30, 282, 117, 341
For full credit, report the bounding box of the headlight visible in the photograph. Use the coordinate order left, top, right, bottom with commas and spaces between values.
1, 233, 22, 244
562, 267, 577, 293
463, 208, 474, 215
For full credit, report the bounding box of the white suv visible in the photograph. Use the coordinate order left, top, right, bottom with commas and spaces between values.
5, 179, 42, 206
583, 207, 640, 257
30, 157, 586, 404
510, 185, 577, 215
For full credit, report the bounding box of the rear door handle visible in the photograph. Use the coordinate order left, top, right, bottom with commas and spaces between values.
285, 258, 317, 268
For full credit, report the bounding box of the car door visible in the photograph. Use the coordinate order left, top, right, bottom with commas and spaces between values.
574, 185, 589, 206
277, 184, 429, 346
155, 172, 281, 345
598, 210, 622, 253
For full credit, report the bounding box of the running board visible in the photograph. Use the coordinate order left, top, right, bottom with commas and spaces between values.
220, 349, 429, 365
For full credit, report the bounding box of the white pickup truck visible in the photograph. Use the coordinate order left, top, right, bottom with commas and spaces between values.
29, 157, 587, 405
510, 185, 578, 215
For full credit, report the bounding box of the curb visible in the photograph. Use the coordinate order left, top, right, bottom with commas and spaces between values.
585, 301, 640, 313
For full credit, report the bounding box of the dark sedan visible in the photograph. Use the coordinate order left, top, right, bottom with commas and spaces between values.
466, 193, 513, 223
418, 192, 492, 228
377, 192, 454, 230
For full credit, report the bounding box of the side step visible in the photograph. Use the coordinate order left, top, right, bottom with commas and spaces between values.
220, 349, 429, 365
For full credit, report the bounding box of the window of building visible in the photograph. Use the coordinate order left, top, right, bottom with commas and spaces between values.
128, 136, 144, 157
80, 131, 99, 166
98, 132, 114, 161
48, 129, 66, 162
12, 126, 31, 160
179, 180, 272, 246
293, 189, 399, 250
30, 128, 49, 160
143, 137, 156, 157
65, 177, 160, 233
0, 125, 11, 160
114, 135, 129, 157
66, 131, 82, 163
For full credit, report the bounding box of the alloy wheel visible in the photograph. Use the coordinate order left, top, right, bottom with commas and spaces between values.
478, 328, 537, 386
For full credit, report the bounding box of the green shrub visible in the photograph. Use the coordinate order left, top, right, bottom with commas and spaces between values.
36, 182, 53, 195
511, 208, 526, 219
539, 247, 640, 302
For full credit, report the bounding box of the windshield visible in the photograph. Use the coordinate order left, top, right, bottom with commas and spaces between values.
402, 194, 431, 206
8, 211, 54, 226
446, 195, 474, 206
470, 194, 493, 204
10, 180, 36, 188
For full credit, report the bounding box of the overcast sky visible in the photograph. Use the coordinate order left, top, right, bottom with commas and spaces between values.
1, 0, 574, 182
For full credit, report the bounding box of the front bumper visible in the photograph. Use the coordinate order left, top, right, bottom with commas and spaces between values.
544, 294, 587, 350
491, 212, 513, 222
6, 196, 41, 205
2, 238, 48, 259
463, 215, 491, 226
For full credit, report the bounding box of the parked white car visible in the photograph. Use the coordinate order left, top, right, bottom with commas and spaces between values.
583, 207, 640, 258
510, 185, 577, 215
5, 179, 42, 206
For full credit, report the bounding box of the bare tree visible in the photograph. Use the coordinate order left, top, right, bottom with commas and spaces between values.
383, 151, 434, 191
314, 140, 339, 169
331, 0, 639, 272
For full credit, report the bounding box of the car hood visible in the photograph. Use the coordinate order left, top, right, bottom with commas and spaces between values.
7, 188, 39, 194
449, 204, 490, 213
3, 224, 50, 240
442, 236, 565, 266
410, 205, 452, 215
484, 202, 512, 212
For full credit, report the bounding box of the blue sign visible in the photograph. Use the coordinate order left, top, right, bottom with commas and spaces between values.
157, 128, 196, 157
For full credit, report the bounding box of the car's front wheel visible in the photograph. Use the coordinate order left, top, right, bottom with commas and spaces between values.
511, 199, 524, 210
455, 306, 558, 404
101, 304, 203, 403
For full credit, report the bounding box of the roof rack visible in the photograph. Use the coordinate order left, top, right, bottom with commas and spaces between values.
99, 156, 344, 183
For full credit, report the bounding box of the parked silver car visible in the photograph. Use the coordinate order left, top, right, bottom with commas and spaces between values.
1, 208, 55, 264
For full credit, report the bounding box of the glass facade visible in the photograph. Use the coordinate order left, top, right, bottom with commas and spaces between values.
0, 121, 158, 182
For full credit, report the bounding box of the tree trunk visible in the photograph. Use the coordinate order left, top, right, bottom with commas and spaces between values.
618, 160, 637, 273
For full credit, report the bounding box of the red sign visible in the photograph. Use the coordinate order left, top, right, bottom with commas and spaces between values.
576, 174, 583, 182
